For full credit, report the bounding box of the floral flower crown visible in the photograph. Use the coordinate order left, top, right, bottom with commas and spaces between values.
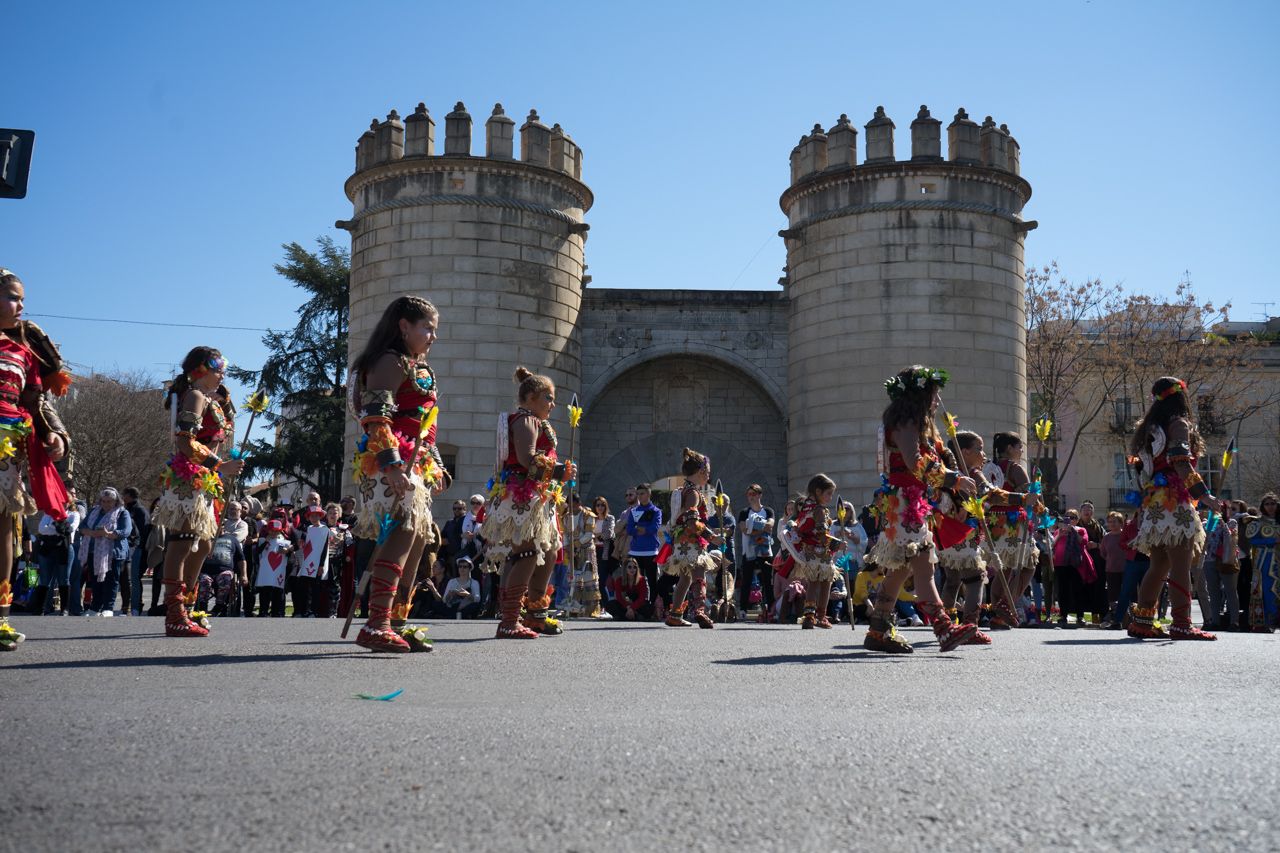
1153, 379, 1187, 401
883, 367, 949, 400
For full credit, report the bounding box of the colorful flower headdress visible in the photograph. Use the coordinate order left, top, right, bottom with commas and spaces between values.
883, 367, 949, 400
1153, 379, 1187, 401
189, 355, 227, 382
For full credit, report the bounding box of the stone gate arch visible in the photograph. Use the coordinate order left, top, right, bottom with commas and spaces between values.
580, 354, 788, 511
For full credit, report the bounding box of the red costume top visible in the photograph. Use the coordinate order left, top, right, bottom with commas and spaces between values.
0, 336, 39, 422
503, 409, 557, 480
793, 497, 836, 557
0, 335, 67, 519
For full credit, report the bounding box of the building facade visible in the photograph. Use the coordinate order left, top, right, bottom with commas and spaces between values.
340, 100, 1035, 514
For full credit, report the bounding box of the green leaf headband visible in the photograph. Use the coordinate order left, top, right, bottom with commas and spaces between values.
883, 367, 949, 400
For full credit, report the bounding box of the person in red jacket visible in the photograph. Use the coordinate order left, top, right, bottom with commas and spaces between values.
605, 558, 655, 621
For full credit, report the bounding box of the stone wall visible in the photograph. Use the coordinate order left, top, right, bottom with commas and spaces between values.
578, 289, 789, 507
780, 105, 1034, 503
340, 102, 592, 501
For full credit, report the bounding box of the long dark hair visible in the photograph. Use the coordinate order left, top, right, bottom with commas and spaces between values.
881, 365, 942, 446
1130, 376, 1203, 457
351, 296, 438, 380
1258, 492, 1279, 520
165, 346, 223, 410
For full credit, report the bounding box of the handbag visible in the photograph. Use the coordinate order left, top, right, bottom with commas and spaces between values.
1218, 528, 1240, 573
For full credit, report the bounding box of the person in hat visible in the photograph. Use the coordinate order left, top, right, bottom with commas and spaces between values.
253, 519, 292, 617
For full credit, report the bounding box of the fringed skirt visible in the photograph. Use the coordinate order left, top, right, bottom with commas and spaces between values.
354, 465, 434, 542
662, 541, 717, 578
791, 551, 839, 583
0, 438, 36, 517
936, 540, 987, 580
483, 492, 559, 570
1133, 486, 1205, 555
986, 511, 1036, 572
154, 459, 220, 541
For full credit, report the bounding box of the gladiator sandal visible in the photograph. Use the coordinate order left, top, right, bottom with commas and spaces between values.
164, 580, 209, 638
183, 585, 211, 631
863, 610, 913, 654
522, 593, 564, 635
356, 560, 411, 653
918, 601, 980, 652
1126, 604, 1167, 640
496, 584, 537, 639
801, 606, 817, 629
1169, 603, 1217, 641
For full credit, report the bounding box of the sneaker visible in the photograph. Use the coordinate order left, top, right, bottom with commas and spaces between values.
100, 611, 114, 618
908, 615, 924, 627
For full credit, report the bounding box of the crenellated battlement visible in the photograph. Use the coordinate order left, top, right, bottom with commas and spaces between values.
787, 104, 1022, 186
352, 101, 583, 181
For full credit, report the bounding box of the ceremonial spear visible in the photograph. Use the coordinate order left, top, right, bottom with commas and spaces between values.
566, 394, 583, 613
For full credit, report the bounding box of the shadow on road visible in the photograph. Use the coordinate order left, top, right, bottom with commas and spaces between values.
1040, 638, 1162, 646
2, 651, 373, 671
711, 647, 946, 666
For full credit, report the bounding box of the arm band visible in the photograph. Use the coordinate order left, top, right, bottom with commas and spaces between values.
359, 389, 396, 422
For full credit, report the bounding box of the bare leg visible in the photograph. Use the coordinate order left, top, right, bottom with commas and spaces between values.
815, 580, 833, 627
392, 534, 429, 626
1128, 545, 1171, 638
161, 530, 209, 637
1165, 541, 1214, 640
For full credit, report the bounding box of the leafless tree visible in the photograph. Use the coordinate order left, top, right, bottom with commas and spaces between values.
53, 371, 171, 501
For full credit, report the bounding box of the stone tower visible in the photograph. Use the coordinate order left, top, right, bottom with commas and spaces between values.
779, 105, 1035, 501
339, 101, 592, 497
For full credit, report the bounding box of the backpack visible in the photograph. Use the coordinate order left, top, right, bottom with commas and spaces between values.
1063, 526, 1083, 568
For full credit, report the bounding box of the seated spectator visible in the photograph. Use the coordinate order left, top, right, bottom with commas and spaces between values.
444, 557, 483, 618
604, 558, 655, 621
413, 559, 448, 618
199, 529, 247, 616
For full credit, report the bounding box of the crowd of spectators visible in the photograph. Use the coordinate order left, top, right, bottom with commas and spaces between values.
13, 480, 1280, 633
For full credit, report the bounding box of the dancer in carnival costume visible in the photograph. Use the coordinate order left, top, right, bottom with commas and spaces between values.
661, 448, 723, 628
981, 431, 1040, 628
1127, 376, 1218, 640
348, 296, 449, 652
785, 474, 841, 629
866, 366, 981, 653
484, 367, 576, 638
935, 432, 991, 638
153, 347, 243, 637
0, 269, 72, 651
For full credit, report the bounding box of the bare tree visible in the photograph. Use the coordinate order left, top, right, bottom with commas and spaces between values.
1028, 267, 1280, 498
53, 371, 171, 501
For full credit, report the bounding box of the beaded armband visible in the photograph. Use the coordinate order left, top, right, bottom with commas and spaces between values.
918, 458, 957, 490
363, 419, 402, 471
1182, 470, 1208, 498
530, 453, 566, 482
359, 389, 397, 424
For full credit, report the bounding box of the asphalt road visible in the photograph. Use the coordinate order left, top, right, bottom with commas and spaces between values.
2, 615, 1277, 853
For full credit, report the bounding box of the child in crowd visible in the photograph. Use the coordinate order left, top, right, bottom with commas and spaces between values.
253, 520, 291, 617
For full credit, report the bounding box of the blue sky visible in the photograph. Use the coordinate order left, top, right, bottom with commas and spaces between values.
5, 0, 1278, 420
